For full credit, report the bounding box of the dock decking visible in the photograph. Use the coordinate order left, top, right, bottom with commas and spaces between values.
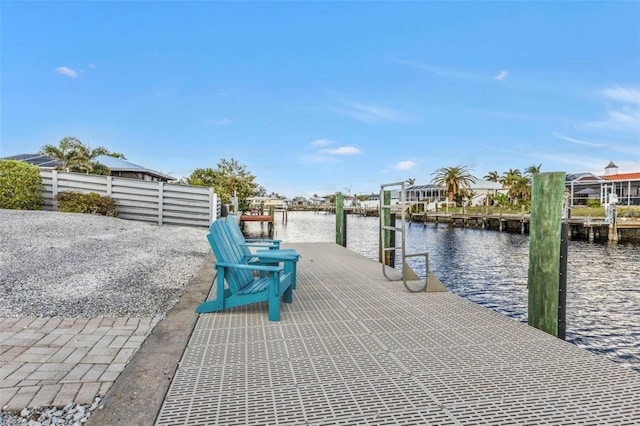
156, 243, 640, 425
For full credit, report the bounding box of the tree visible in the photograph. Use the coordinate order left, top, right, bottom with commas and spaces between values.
525, 164, 542, 177
500, 169, 524, 205
39, 136, 125, 174
406, 178, 416, 186
509, 175, 532, 206
483, 171, 500, 182
430, 165, 477, 204
500, 169, 521, 187
187, 158, 258, 212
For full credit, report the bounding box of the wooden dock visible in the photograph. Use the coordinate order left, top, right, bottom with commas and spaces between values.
410, 212, 640, 242
156, 242, 640, 425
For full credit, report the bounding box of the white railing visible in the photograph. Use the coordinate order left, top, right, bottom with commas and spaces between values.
40, 170, 219, 227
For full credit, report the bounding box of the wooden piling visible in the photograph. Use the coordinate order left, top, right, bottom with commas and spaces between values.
379, 191, 392, 266
528, 172, 566, 337
335, 194, 346, 247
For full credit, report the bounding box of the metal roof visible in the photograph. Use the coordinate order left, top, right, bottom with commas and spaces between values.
2, 153, 175, 181
1, 153, 62, 168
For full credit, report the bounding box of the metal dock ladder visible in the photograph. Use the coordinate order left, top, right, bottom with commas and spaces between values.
380, 181, 429, 292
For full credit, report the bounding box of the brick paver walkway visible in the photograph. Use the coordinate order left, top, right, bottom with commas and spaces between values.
0, 316, 159, 411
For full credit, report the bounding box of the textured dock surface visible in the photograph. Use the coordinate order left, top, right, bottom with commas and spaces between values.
157, 242, 640, 425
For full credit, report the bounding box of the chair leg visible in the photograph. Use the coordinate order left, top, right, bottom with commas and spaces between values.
283, 283, 293, 304
195, 299, 223, 313
268, 295, 280, 321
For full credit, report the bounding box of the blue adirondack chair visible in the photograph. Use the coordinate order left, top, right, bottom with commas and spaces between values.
196, 220, 295, 321
222, 218, 300, 288
226, 216, 282, 250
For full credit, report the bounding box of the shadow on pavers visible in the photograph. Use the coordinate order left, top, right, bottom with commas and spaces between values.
87, 253, 215, 425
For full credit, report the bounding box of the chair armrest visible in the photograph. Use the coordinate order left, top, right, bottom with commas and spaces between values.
240, 242, 278, 249
216, 262, 283, 273
253, 250, 300, 260
246, 238, 281, 244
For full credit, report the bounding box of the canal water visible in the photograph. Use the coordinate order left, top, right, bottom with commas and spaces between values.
243, 211, 640, 373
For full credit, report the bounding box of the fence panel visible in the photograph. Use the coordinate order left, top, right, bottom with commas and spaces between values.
40, 170, 218, 227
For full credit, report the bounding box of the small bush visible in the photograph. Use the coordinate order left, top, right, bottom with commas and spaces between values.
0, 160, 44, 210
586, 199, 601, 208
618, 207, 640, 218
55, 191, 119, 216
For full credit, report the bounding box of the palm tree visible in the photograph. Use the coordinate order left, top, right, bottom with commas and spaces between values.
525, 164, 542, 177
500, 168, 521, 187
483, 171, 500, 182
509, 176, 532, 205
40, 137, 125, 174
40, 137, 84, 172
500, 169, 523, 205
406, 178, 416, 186
430, 165, 477, 203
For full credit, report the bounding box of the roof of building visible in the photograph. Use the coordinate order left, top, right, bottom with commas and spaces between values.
566, 172, 604, 183
93, 155, 175, 180
2, 153, 175, 181
600, 172, 640, 181
2, 153, 62, 168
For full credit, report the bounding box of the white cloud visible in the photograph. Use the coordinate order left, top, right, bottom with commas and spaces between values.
331, 98, 412, 124
394, 59, 473, 80
600, 86, 640, 104
54, 66, 79, 78
494, 70, 508, 81
394, 160, 416, 171
552, 132, 609, 147
310, 139, 334, 147
320, 146, 362, 155
586, 106, 640, 133
205, 118, 231, 126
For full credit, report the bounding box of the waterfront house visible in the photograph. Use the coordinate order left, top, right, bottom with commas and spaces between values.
405, 180, 504, 207
566, 162, 640, 206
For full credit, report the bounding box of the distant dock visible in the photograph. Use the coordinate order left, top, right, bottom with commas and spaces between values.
409, 212, 640, 242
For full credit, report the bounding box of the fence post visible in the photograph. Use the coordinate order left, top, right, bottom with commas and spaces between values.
209, 188, 217, 222
528, 171, 566, 337
52, 170, 58, 199
157, 182, 164, 226
106, 176, 112, 197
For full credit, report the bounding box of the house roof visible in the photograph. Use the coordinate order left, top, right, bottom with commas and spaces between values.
2, 153, 62, 168
600, 172, 640, 181
566, 173, 604, 183
2, 153, 175, 181
93, 155, 175, 180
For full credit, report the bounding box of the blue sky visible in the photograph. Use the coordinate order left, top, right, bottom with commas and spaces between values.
1, 1, 639, 198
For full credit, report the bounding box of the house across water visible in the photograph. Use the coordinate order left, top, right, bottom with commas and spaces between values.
567, 162, 640, 206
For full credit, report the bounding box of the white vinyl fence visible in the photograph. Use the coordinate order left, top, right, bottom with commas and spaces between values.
41, 170, 219, 227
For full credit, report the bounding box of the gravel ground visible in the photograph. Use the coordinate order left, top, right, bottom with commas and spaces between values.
0, 209, 211, 318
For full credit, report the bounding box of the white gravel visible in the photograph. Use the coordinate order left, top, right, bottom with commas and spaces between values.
0, 209, 211, 318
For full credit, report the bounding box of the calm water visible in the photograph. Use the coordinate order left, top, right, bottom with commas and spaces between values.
243, 211, 640, 372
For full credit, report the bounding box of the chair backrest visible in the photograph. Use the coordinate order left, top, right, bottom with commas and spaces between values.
225, 217, 252, 254
208, 220, 253, 293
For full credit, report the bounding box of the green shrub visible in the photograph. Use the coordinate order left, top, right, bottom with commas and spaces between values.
618, 207, 640, 218
0, 160, 44, 210
586, 199, 601, 208
55, 191, 119, 216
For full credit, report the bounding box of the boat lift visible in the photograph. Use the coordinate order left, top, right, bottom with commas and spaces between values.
379, 181, 429, 292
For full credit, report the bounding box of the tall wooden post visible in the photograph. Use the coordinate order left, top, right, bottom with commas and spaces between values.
381, 191, 392, 266
335, 194, 346, 247
528, 172, 566, 337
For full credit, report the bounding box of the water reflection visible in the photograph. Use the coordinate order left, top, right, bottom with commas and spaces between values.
243, 211, 640, 372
